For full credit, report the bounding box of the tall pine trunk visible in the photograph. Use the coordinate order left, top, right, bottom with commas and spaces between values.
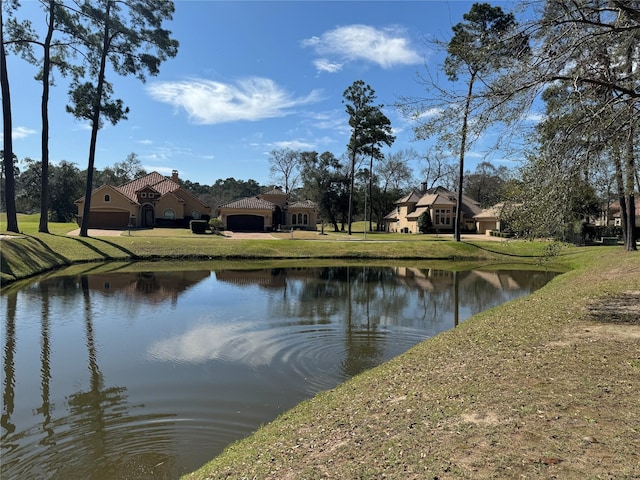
623, 106, 637, 251
455, 72, 475, 242
80, 1, 112, 237
1, 3, 19, 233
39, 0, 56, 233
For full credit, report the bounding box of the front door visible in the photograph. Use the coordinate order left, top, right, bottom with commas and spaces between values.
142, 205, 154, 227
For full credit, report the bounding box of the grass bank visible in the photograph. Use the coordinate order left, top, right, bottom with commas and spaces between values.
1, 215, 570, 285
182, 248, 639, 480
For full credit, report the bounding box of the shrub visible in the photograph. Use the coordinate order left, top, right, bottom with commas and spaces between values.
190, 220, 209, 234
209, 217, 225, 232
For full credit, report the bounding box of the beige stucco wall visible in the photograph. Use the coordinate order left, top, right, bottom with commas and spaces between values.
288, 209, 318, 230
77, 186, 136, 217
396, 204, 417, 233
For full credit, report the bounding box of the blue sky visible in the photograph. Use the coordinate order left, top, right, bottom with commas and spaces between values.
6, 0, 522, 186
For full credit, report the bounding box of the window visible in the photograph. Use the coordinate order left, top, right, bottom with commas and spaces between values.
148, 193, 154, 199
298, 213, 303, 224
141, 192, 147, 198
163, 209, 176, 220
191, 210, 201, 219
292, 214, 297, 225
434, 209, 451, 225
104, 194, 110, 203
303, 214, 308, 224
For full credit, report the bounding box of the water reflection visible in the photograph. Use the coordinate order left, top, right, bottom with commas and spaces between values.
1, 265, 557, 480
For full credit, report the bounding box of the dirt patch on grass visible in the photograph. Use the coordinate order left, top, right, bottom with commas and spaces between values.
587, 290, 640, 324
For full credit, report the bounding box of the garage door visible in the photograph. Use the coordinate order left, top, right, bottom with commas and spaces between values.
87, 211, 130, 228
227, 214, 264, 231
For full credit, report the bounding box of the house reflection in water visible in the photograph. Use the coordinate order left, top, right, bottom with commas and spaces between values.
214, 268, 287, 289
85, 270, 211, 306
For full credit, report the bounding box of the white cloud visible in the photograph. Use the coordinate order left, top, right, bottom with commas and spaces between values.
314, 58, 343, 73
10, 126, 37, 139
303, 24, 421, 72
147, 323, 282, 366
147, 77, 323, 125
272, 139, 315, 150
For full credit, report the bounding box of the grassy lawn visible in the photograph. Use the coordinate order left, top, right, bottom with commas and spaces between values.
1, 214, 572, 285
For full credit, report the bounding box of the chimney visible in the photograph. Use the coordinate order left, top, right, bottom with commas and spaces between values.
172, 170, 179, 183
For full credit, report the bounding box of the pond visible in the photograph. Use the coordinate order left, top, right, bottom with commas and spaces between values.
1, 263, 558, 479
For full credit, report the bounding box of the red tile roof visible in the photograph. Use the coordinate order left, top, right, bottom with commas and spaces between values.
117, 171, 179, 201
288, 200, 316, 209
218, 197, 276, 210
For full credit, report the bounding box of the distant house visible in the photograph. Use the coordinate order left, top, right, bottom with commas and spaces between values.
75, 170, 211, 228
474, 203, 506, 234
216, 187, 318, 232
596, 199, 640, 228
382, 186, 482, 234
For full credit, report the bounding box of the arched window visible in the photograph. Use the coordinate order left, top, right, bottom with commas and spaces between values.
303, 214, 308, 224
104, 194, 110, 203
298, 213, 303, 224
163, 209, 176, 220
292, 214, 297, 225
191, 210, 201, 219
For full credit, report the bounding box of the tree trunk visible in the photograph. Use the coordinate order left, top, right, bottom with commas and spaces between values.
623, 111, 637, 251
80, 1, 112, 237
347, 150, 355, 235
1, 5, 19, 233
455, 72, 475, 242
368, 152, 373, 232
39, 0, 56, 233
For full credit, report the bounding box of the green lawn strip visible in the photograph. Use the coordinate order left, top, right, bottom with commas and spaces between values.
2, 221, 575, 285
183, 250, 639, 480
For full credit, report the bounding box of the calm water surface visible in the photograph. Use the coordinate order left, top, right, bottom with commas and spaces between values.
1, 264, 557, 479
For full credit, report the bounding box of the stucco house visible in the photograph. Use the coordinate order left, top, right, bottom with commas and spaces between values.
383, 186, 482, 234
216, 187, 318, 231
474, 203, 505, 234
596, 199, 640, 228
75, 170, 211, 228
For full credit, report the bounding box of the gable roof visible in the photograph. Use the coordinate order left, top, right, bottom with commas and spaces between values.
117, 171, 179, 201
260, 187, 287, 196
218, 197, 276, 210
288, 200, 317, 209
395, 191, 422, 205
416, 193, 457, 207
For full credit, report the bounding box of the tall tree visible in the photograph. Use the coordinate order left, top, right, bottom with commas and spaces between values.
444, 3, 527, 241
268, 148, 300, 196
68, 0, 178, 237
8, 1, 80, 232
343, 80, 394, 235
400, 2, 528, 241
1, 0, 21, 232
